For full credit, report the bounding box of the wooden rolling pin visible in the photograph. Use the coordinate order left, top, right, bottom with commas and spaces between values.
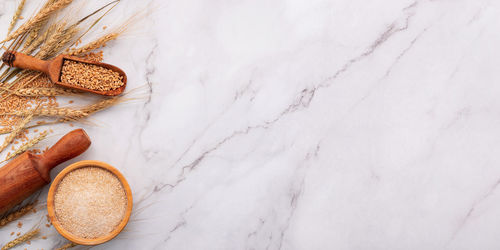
0, 129, 91, 215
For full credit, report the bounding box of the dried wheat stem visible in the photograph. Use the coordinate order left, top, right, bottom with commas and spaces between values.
1, 229, 40, 250
24, 26, 42, 48
3, 0, 74, 42
5, 131, 48, 161
0, 72, 44, 102
38, 22, 80, 59
49, 97, 125, 122
81, 96, 124, 114
56, 97, 127, 123
0, 127, 12, 135
0, 203, 35, 227
10, 87, 80, 97
23, 0, 57, 48
56, 242, 77, 250
7, 0, 27, 36
0, 114, 33, 153
37, 22, 67, 59
0, 121, 61, 135
0, 70, 43, 100
8, 108, 88, 119
68, 33, 118, 56
49, 25, 79, 57
23, 25, 51, 54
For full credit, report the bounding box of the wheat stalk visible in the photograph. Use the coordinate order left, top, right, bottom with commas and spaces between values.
0, 120, 59, 135
56, 242, 77, 250
38, 23, 80, 59
10, 87, 79, 97
51, 96, 128, 123
52, 26, 79, 56
37, 22, 68, 59
7, 0, 27, 36
23, 0, 57, 48
0, 72, 43, 102
5, 131, 48, 161
68, 32, 119, 56
8, 108, 88, 119
0, 114, 33, 153
81, 96, 124, 114
3, 0, 74, 42
1, 229, 39, 250
0, 203, 35, 227
55, 97, 127, 123
23, 24, 52, 54
24, 26, 42, 48
0, 128, 12, 135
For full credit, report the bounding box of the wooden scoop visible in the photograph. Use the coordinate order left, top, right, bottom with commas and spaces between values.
0, 129, 91, 215
2, 51, 127, 96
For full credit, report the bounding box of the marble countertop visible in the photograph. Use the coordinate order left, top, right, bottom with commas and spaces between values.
2, 0, 500, 249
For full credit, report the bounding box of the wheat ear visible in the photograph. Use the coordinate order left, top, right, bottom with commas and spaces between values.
5, 131, 48, 161
0, 128, 12, 135
3, 0, 74, 42
1, 229, 39, 250
23, 24, 56, 54
49, 25, 79, 57
68, 32, 118, 56
8, 108, 88, 119
81, 96, 125, 114
37, 22, 67, 59
24, 25, 42, 48
9, 87, 80, 97
7, 0, 27, 36
0, 203, 35, 227
38, 22, 80, 59
0, 114, 33, 153
0, 120, 63, 135
23, 0, 57, 48
0, 72, 43, 102
23, 24, 52, 54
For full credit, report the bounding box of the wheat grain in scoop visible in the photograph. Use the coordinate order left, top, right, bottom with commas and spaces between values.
2, 51, 127, 96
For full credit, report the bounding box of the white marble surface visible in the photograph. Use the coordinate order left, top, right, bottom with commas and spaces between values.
2, 0, 500, 249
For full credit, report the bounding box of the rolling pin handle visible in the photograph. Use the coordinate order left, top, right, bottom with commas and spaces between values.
38, 129, 91, 172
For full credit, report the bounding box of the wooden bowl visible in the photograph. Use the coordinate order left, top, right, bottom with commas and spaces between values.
47, 160, 133, 245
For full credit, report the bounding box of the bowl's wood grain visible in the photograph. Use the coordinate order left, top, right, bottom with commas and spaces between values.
47, 160, 133, 245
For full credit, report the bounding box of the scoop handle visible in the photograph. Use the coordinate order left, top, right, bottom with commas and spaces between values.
37, 129, 91, 172
2, 51, 50, 74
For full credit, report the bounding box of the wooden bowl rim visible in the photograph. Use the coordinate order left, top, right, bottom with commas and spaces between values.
47, 160, 133, 245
